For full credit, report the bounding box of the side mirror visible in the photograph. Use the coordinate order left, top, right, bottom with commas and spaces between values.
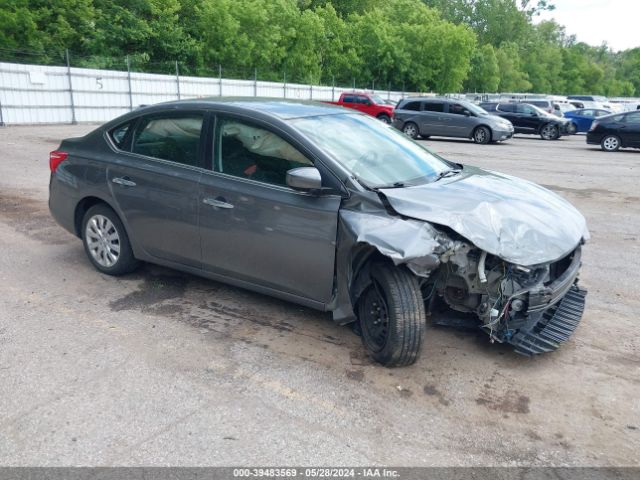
464, 110, 471, 117
286, 167, 322, 191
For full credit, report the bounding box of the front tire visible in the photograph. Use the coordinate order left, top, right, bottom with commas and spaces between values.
82, 204, 139, 276
377, 113, 391, 124
357, 264, 426, 367
567, 122, 578, 135
540, 123, 559, 140
601, 135, 621, 152
473, 126, 491, 144
402, 122, 420, 140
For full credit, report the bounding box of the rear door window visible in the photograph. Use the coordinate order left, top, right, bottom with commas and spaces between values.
423, 102, 444, 112
516, 104, 536, 114
401, 101, 422, 111
624, 112, 640, 124
497, 103, 515, 113
109, 122, 133, 149
132, 113, 204, 167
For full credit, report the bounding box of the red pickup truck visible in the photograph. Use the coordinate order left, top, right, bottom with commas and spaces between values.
324, 92, 395, 124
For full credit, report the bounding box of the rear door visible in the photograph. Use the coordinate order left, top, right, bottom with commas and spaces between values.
577, 109, 596, 132
619, 112, 640, 147
340, 94, 358, 112
197, 115, 342, 303
107, 111, 205, 268
355, 95, 374, 115
496, 104, 520, 129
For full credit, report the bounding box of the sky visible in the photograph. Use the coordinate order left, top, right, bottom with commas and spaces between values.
535, 0, 640, 51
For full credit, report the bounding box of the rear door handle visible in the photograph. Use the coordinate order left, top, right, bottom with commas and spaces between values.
203, 197, 234, 209
112, 177, 137, 187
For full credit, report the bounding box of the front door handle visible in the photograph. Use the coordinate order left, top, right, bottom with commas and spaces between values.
112, 177, 137, 187
203, 197, 234, 209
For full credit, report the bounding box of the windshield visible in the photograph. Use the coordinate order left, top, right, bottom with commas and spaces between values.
370, 94, 385, 104
291, 113, 453, 188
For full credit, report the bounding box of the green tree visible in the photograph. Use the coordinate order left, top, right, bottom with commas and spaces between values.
466, 44, 500, 92
495, 42, 531, 91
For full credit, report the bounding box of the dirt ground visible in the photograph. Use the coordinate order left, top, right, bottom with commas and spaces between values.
0, 125, 638, 466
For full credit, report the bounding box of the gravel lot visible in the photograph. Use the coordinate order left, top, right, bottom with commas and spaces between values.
0, 125, 638, 466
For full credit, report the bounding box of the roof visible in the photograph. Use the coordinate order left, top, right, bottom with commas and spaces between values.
143, 97, 347, 120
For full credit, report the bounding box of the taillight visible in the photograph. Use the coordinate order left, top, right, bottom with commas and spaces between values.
589, 121, 599, 132
49, 150, 68, 172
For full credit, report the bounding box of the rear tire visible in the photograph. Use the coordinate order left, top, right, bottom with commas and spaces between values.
601, 134, 621, 152
82, 204, 139, 276
357, 264, 426, 367
377, 114, 391, 124
402, 122, 420, 140
540, 123, 559, 140
473, 126, 491, 144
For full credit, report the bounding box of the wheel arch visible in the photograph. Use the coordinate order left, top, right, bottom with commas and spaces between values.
73, 195, 119, 238
349, 243, 395, 310
471, 124, 492, 141
537, 121, 556, 134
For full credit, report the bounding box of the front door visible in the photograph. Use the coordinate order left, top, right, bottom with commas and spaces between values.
444, 102, 477, 137
198, 116, 341, 303
107, 112, 205, 268
515, 104, 541, 133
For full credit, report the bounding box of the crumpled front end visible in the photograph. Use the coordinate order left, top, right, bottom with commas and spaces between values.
425, 242, 587, 355
330, 189, 587, 356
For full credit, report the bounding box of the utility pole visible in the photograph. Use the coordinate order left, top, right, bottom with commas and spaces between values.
65, 49, 76, 124
175, 61, 181, 100
126, 55, 133, 111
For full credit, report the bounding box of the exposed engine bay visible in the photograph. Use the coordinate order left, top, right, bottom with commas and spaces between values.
421, 241, 585, 355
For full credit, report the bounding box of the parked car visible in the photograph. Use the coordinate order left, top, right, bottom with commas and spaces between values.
563, 108, 611, 133
49, 99, 588, 366
323, 91, 394, 124
587, 110, 640, 151
566, 95, 615, 111
518, 99, 554, 114
552, 102, 576, 117
393, 97, 514, 144
480, 102, 572, 140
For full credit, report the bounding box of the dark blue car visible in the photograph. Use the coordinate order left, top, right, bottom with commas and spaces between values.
564, 108, 611, 133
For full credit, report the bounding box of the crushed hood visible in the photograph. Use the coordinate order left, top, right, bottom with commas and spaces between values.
380, 166, 588, 266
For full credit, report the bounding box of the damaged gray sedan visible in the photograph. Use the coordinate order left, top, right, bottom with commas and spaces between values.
49, 99, 588, 367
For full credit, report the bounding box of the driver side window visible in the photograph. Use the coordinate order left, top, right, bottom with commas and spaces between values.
517, 104, 535, 114
215, 119, 313, 187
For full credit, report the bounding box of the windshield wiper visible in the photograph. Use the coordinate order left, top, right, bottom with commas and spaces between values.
433, 169, 462, 182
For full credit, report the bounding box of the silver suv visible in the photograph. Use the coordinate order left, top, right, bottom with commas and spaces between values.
393, 97, 514, 144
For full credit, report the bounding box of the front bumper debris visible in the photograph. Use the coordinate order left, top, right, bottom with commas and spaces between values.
508, 285, 587, 355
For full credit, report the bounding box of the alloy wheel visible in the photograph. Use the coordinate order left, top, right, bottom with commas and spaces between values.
602, 135, 620, 151
541, 124, 558, 140
403, 123, 418, 139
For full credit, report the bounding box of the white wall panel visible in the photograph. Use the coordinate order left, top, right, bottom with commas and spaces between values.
0, 61, 422, 125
